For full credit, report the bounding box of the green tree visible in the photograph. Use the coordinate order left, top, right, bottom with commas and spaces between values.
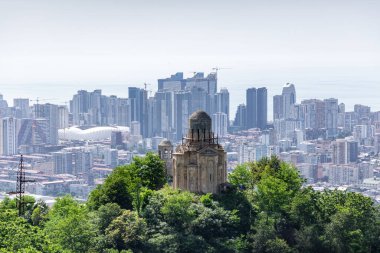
88, 166, 134, 210
256, 161, 303, 218
105, 210, 147, 252
0, 209, 57, 252
31, 200, 49, 226
44, 195, 96, 252
95, 203, 122, 233
265, 238, 293, 253
228, 163, 254, 189
88, 152, 166, 211
131, 152, 166, 190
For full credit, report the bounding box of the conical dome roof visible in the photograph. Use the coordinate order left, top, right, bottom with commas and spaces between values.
189, 110, 211, 131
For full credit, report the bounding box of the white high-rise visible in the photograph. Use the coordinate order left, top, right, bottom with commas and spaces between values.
212, 112, 228, 137
0, 117, 18, 155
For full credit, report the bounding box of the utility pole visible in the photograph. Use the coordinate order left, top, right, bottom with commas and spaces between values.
9, 155, 34, 216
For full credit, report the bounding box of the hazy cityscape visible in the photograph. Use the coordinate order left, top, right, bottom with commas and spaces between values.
1, 1, 380, 252
0, 71, 379, 204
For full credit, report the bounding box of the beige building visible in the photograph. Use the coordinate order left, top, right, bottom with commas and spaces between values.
158, 139, 173, 180
172, 110, 227, 194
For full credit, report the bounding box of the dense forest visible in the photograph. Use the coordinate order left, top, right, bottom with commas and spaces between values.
1, 153, 379, 253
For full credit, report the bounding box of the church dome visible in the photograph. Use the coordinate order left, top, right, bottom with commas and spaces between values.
189, 110, 212, 131
158, 139, 172, 147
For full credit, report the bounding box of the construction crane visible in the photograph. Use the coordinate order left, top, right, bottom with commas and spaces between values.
212, 67, 231, 79
29, 97, 57, 105
143, 83, 151, 91
143, 83, 153, 97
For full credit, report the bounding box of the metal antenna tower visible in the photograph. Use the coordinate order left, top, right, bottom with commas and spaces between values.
9, 155, 34, 216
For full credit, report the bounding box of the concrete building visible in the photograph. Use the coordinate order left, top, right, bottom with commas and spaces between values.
172, 111, 227, 194
53, 151, 73, 174
324, 98, 339, 138
0, 117, 18, 155
13, 98, 30, 119
281, 83, 296, 119
212, 112, 228, 137
246, 87, 267, 130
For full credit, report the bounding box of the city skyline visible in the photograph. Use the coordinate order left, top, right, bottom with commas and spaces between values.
1, 0, 379, 114
1, 77, 379, 120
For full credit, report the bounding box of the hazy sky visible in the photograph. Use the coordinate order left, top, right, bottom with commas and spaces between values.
0, 0, 379, 114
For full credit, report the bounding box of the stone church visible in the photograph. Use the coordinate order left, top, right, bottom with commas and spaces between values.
172, 110, 227, 194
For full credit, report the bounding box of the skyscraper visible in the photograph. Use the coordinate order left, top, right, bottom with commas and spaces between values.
34, 103, 59, 145
174, 91, 191, 140
233, 104, 247, 130
153, 91, 173, 138
324, 98, 339, 138
215, 88, 230, 126
273, 95, 283, 120
212, 112, 228, 137
53, 151, 73, 174
282, 83, 296, 119
0, 117, 17, 155
0, 94, 9, 118
58, 105, 69, 129
246, 88, 257, 129
128, 87, 148, 137
257, 88, 267, 130
13, 98, 30, 119
246, 87, 267, 130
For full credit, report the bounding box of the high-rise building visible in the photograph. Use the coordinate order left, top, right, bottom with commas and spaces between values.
273, 95, 283, 120
53, 151, 73, 174
158, 72, 185, 92
215, 88, 230, 126
70, 90, 90, 125
246, 87, 267, 130
128, 87, 148, 137
300, 99, 325, 130
156, 72, 221, 138
246, 88, 257, 129
233, 104, 247, 130
185, 72, 217, 95
73, 150, 93, 175
324, 98, 339, 138
13, 98, 30, 119
338, 103, 345, 128
111, 131, 123, 148
257, 88, 267, 130
105, 149, 118, 168
332, 138, 358, 164
174, 91, 191, 140
212, 112, 228, 137
153, 91, 173, 138
0, 94, 9, 118
116, 98, 130, 126
34, 103, 59, 145
58, 105, 69, 129
0, 117, 18, 155
17, 118, 33, 146
190, 87, 207, 114
281, 83, 296, 119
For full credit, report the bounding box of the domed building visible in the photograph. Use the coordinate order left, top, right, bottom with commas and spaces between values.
172, 110, 227, 194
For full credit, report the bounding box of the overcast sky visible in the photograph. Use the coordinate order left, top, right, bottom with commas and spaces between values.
0, 0, 379, 113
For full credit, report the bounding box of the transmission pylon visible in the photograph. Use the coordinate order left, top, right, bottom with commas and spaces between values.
8, 155, 34, 216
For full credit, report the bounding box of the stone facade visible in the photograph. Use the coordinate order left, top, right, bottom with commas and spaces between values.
172, 110, 227, 194
158, 139, 173, 179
